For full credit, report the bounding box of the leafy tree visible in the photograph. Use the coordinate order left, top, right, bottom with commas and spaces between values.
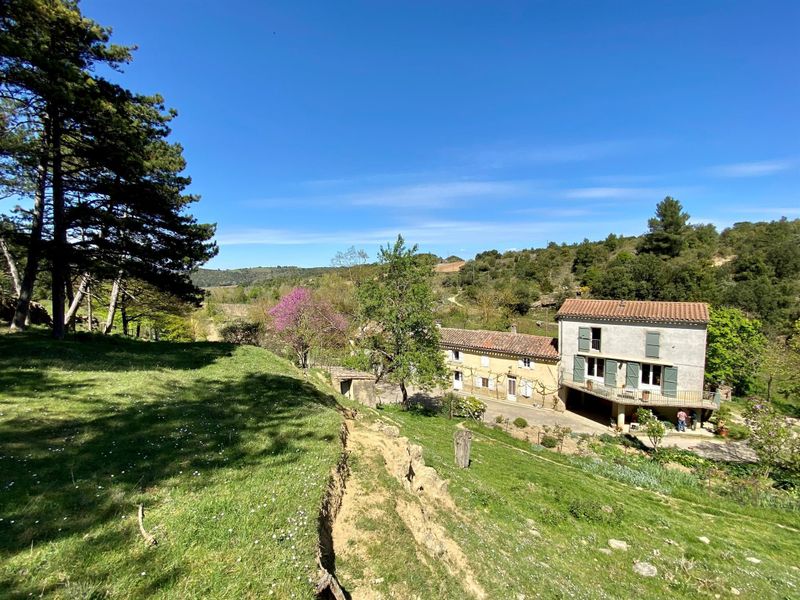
356, 235, 447, 406
636, 408, 667, 453
638, 197, 690, 257
743, 400, 799, 477
268, 287, 348, 368
705, 307, 765, 394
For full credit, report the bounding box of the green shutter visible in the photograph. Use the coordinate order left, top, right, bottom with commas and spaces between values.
625, 362, 639, 389
573, 355, 585, 383
645, 332, 660, 358
663, 366, 678, 398
578, 327, 591, 352
604, 359, 617, 387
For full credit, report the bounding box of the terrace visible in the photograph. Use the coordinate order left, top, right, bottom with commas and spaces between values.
560, 368, 721, 410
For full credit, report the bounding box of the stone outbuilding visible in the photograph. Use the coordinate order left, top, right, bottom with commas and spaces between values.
328, 367, 377, 407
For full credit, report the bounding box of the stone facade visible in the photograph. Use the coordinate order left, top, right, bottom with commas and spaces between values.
443, 347, 560, 408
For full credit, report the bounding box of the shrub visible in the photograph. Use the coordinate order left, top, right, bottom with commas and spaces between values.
598, 433, 619, 445
726, 423, 750, 440
451, 395, 487, 420
513, 417, 528, 428
567, 498, 624, 524
220, 321, 262, 345
541, 435, 558, 448
495, 415, 504, 424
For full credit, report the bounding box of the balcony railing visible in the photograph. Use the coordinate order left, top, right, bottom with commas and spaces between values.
560, 369, 720, 409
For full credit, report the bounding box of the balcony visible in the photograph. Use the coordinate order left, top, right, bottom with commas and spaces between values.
560, 369, 720, 410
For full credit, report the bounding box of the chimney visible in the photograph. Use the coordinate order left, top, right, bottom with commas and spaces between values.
509, 323, 517, 334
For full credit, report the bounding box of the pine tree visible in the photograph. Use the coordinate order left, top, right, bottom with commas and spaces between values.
638, 196, 690, 257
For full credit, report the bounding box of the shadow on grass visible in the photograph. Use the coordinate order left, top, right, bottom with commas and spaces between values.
0, 329, 235, 373
0, 335, 342, 598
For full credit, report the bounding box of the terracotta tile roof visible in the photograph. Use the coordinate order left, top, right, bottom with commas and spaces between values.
556, 299, 709, 325
440, 327, 559, 360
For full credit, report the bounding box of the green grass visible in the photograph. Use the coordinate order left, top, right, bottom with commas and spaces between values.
0, 330, 343, 599
342, 406, 800, 599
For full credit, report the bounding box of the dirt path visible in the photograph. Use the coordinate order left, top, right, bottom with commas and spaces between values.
332, 419, 486, 599
446, 294, 464, 308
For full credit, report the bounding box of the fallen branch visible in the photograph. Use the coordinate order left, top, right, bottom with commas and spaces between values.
137, 504, 158, 547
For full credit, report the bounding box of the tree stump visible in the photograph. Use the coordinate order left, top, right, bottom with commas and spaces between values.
454, 429, 472, 468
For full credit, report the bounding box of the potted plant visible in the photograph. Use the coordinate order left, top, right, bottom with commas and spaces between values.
586, 379, 593, 391
641, 390, 650, 402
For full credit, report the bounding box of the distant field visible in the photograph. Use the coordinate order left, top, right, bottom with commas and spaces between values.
0, 331, 342, 599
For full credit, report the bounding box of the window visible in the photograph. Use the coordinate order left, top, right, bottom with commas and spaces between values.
481, 355, 489, 367
522, 379, 532, 397
481, 377, 489, 388
641, 363, 662, 386
508, 377, 517, 396
587, 356, 605, 378
521, 357, 531, 368
591, 327, 602, 351
452, 349, 461, 362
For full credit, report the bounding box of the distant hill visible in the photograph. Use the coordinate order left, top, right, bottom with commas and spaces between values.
192, 265, 334, 288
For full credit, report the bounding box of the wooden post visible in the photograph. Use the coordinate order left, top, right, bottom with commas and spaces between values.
454, 429, 472, 468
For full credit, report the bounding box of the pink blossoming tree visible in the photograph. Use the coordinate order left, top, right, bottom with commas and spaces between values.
268, 287, 348, 368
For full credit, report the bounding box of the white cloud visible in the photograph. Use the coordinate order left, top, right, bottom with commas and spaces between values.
561, 187, 657, 199
708, 159, 796, 178
247, 179, 537, 209
462, 140, 637, 168
215, 217, 642, 248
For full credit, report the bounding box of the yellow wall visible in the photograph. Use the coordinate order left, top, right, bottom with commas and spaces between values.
443, 348, 559, 407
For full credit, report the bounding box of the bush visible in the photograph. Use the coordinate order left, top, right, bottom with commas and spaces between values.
449, 395, 487, 420
495, 415, 504, 424
567, 498, 624, 524
220, 321, 262, 345
541, 435, 558, 448
598, 433, 619, 445
513, 417, 528, 428
726, 422, 750, 440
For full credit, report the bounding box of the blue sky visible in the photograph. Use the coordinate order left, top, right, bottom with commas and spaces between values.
83, 0, 799, 268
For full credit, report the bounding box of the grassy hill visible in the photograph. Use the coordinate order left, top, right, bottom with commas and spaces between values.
334, 405, 799, 599
0, 332, 343, 599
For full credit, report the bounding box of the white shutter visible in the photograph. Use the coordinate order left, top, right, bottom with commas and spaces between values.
488, 377, 495, 391
523, 380, 532, 397
448, 350, 454, 360
474, 376, 482, 387
481, 355, 490, 367
518, 359, 524, 368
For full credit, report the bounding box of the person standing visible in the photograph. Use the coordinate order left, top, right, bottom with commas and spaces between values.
677, 409, 688, 432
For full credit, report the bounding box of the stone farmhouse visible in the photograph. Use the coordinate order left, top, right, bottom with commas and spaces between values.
440, 326, 561, 408
440, 299, 720, 429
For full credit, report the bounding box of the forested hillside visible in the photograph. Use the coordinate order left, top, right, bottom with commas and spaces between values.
443, 200, 800, 334
192, 266, 334, 288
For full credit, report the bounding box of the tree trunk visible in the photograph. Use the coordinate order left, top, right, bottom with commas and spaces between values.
121, 304, 129, 336
103, 272, 123, 334
50, 113, 66, 340
64, 272, 90, 327
0, 237, 21, 296
11, 120, 49, 331
86, 283, 93, 331
400, 381, 409, 408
